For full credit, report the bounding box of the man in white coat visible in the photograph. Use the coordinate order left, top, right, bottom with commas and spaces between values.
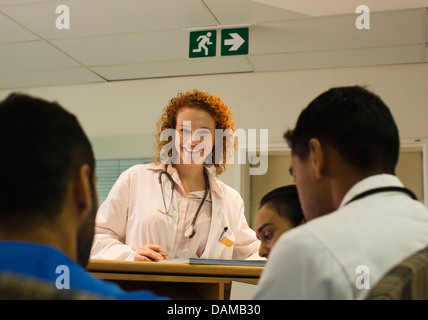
253, 86, 428, 300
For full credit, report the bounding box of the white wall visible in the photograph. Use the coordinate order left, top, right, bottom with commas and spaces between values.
2, 63, 428, 190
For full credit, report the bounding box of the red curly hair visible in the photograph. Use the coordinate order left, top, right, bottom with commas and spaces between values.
154, 89, 236, 176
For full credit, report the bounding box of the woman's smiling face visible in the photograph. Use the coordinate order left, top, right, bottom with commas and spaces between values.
175, 107, 216, 165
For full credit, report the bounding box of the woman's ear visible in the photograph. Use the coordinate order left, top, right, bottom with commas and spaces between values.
308, 138, 325, 180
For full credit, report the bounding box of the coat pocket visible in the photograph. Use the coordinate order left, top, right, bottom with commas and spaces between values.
214, 228, 236, 259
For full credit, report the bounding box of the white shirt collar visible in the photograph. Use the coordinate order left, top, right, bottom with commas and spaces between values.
147, 162, 224, 200
338, 174, 404, 209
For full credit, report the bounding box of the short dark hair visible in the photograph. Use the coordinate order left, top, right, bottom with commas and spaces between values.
259, 185, 304, 227
284, 86, 399, 174
0, 93, 95, 228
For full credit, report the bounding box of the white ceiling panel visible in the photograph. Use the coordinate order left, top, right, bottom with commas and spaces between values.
0, 12, 39, 44
1, 0, 217, 39
249, 45, 424, 71
51, 30, 189, 66
0, 41, 80, 73
204, 0, 307, 25
0, 67, 104, 89
91, 57, 254, 80
253, 0, 428, 16
250, 9, 425, 55
0, 0, 57, 6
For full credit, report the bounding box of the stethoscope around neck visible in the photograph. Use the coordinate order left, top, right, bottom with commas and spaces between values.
158, 163, 210, 238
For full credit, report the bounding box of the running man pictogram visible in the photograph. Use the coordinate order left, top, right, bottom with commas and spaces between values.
189, 30, 217, 58
193, 32, 213, 55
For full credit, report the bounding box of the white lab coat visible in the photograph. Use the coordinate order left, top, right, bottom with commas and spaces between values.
253, 174, 428, 300
91, 163, 260, 261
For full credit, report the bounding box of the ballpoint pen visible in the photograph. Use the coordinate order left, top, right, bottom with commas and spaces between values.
218, 226, 234, 247
218, 227, 228, 241
147, 251, 168, 262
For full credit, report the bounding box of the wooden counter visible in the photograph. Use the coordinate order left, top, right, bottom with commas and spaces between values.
87, 259, 264, 300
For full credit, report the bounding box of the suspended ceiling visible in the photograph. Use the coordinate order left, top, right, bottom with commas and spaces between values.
0, 0, 427, 89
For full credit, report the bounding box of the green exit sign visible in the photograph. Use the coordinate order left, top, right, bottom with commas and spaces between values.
189, 27, 249, 58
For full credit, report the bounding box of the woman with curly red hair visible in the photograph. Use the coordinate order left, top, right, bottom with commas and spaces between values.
91, 89, 261, 262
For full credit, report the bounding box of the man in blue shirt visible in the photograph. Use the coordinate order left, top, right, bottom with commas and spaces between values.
0, 93, 166, 300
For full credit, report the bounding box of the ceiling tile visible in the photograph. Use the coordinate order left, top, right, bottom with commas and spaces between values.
91, 57, 255, 80
250, 9, 425, 55
205, 0, 307, 25
249, 45, 424, 71
0, 41, 80, 73
0, 12, 39, 44
51, 30, 189, 66
252, 0, 428, 16
1, 0, 218, 39
0, 67, 104, 89
0, 0, 57, 6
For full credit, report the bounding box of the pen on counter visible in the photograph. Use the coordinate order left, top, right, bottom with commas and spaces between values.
156, 251, 168, 261
147, 251, 168, 262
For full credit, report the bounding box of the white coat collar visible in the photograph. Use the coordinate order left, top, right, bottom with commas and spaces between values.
338, 174, 403, 209
147, 163, 224, 200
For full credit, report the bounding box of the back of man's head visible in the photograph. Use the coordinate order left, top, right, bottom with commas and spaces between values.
284, 86, 399, 175
0, 93, 95, 231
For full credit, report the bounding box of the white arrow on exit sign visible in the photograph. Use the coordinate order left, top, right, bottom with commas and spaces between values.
224, 33, 245, 51
221, 28, 249, 56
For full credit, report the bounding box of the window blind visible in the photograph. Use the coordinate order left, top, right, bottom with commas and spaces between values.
95, 158, 153, 204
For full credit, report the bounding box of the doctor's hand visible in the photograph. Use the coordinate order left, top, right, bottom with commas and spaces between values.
134, 244, 169, 262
